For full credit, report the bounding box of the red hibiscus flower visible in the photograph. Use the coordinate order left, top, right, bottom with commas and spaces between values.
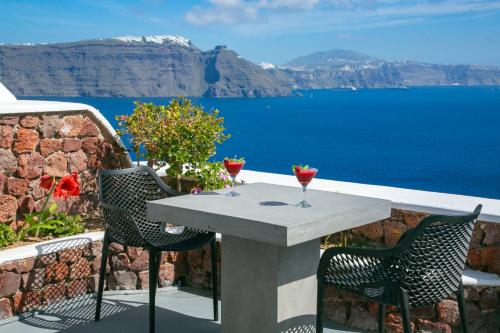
39, 175, 55, 191
54, 172, 80, 200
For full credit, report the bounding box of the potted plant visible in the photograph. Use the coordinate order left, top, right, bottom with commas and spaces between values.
116, 98, 231, 192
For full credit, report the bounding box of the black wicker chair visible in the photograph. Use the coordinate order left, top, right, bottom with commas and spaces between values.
95, 166, 218, 333
317, 205, 482, 333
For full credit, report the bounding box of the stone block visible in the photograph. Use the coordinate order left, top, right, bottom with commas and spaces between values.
0, 271, 21, 298
347, 303, 377, 331
17, 152, 44, 179
59, 116, 84, 137
82, 137, 99, 153
0, 195, 17, 223
81, 118, 100, 137
130, 250, 149, 272
6, 178, 29, 197
352, 221, 384, 241
14, 128, 39, 153
12, 257, 35, 274
14, 289, 42, 312
17, 195, 35, 215
59, 248, 82, 263
479, 288, 498, 310
0, 149, 17, 174
0, 116, 19, 125
39, 138, 62, 157
0, 125, 14, 149
480, 246, 500, 273
35, 253, 56, 267
111, 253, 131, 271
437, 299, 459, 326
63, 138, 82, 152
44, 151, 67, 177
45, 262, 69, 283
20, 116, 40, 129
69, 258, 91, 280
29, 179, 46, 200
0, 173, 6, 191
417, 319, 451, 333
138, 271, 149, 289
108, 271, 137, 290
482, 222, 500, 246
66, 278, 87, 298
109, 242, 124, 254
21, 268, 45, 290
324, 300, 347, 325
43, 282, 66, 305
68, 150, 87, 172
383, 219, 409, 247
41, 115, 61, 138
0, 297, 13, 320
402, 210, 428, 228
158, 262, 175, 286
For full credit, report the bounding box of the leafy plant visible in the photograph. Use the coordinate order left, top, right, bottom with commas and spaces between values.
116, 98, 230, 191
17, 173, 84, 241
185, 162, 231, 193
0, 224, 16, 248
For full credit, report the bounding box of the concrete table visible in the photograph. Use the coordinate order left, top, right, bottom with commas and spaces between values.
147, 183, 391, 333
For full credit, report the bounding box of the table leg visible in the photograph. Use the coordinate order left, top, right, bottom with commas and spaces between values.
221, 235, 320, 333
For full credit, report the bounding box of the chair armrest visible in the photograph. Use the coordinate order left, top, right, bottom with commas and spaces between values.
101, 203, 148, 245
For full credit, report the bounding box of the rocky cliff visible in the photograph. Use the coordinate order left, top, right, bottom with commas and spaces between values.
0, 36, 291, 97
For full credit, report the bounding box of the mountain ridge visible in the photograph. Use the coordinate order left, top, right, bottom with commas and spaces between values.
0, 36, 499, 97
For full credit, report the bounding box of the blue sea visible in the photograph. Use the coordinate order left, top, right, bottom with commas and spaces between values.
31, 86, 500, 199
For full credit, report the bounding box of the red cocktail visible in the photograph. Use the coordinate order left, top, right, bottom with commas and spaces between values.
293, 165, 318, 208
224, 158, 245, 196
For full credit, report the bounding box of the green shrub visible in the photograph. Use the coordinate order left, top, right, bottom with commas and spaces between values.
116, 98, 229, 191
0, 224, 16, 248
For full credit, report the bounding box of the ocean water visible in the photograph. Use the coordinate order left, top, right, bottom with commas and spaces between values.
30, 86, 500, 199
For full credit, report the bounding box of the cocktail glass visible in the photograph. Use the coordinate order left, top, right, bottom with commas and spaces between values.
224, 159, 245, 196
293, 166, 318, 208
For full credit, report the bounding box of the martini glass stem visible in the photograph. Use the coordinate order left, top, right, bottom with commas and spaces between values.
231, 176, 236, 195
302, 185, 307, 203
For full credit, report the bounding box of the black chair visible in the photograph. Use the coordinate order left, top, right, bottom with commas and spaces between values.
95, 166, 218, 333
317, 205, 482, 333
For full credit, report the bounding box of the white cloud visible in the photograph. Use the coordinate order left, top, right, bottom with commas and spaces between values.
184, 0, 500, 34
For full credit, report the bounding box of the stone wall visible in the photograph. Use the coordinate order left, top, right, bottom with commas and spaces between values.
325, 209, 499, 333
0, 112, 127, 228
0, 238, 218, 320
0, 205, 497, 331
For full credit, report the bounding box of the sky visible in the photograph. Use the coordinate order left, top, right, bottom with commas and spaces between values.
1, 0, 500, 66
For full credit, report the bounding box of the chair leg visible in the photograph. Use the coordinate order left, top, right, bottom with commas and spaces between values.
378, 303, 385, 333
149, 249, 159, 333
399, 289, 412, 333
154, 251, 162, 294
95, 233, 110, 321
316, 280, 325, 333
456, 284, 469, 333
210, 238, 219, 321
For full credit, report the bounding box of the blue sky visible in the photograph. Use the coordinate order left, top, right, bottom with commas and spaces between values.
1, 0, 500, 66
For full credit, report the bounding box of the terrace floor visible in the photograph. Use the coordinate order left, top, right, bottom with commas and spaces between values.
0, 287, 360, 333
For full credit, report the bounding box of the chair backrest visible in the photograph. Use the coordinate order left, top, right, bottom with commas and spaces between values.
391, 205, 482, 306
98, 166, 177, 246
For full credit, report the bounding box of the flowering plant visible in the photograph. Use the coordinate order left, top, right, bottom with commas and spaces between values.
185, 161, 232, 193
17, 172, 84, 241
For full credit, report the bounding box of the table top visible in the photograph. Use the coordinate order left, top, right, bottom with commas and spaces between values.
147, 182, 391, 247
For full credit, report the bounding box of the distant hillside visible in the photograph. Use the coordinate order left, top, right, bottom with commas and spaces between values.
284, 49, 384, 71
0, 38, 499, 97
0, 36, 291, 97
270, 49, 500, 89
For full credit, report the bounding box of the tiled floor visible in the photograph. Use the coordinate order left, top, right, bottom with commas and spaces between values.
0, 287, 362, 333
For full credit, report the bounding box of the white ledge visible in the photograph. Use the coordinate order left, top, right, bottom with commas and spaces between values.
0, 231, 104, 265
0, 99, 132, 167
238, 170, 500, 223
